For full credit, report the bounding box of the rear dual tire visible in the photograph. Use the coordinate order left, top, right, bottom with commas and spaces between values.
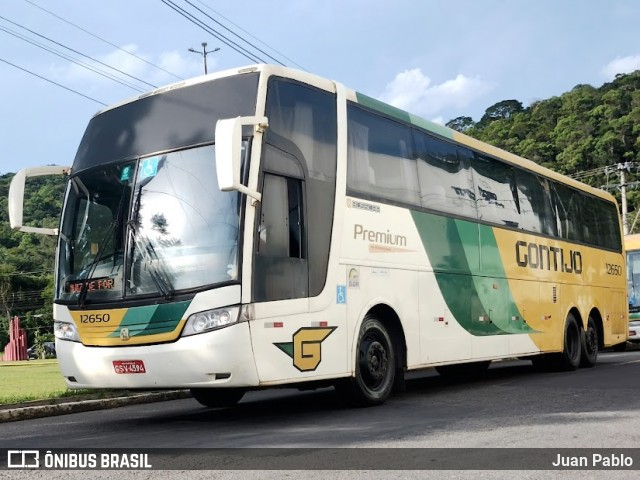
579, 316, 598, 368
532, 313, 582, 371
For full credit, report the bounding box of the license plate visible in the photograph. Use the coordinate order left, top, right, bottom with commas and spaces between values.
113, 360, 146, 374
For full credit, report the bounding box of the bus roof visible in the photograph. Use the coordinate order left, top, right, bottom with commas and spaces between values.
351, 92, 617, 206
625, 234, 640, 252
88, 63, 618, 208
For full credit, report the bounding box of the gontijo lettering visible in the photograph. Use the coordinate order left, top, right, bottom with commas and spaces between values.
515, 240, 582, 274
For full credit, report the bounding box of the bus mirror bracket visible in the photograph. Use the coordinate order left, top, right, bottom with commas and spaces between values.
215, 116, 268, 203
9, 166, 70, 236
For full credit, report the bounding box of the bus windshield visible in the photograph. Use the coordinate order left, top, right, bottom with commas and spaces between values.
628, 249, 640, 313
57, 144, 241, 303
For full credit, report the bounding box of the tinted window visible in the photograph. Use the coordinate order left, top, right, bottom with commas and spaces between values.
549, 182, 620, 249
471, 155, 520, 227
266, 79, 336, 181
74, 73, 259, 173
551, 183, 582, 241
254, 173, 308, 302
515, 170, 557, 236
347, 104, 419, 206
414, 131, 477, 218
583, 194, 621, 250
264, 78, 337, 298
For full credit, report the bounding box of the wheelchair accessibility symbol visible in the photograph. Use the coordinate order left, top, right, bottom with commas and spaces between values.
139, 156, 160, 180
336, 285, 346, 304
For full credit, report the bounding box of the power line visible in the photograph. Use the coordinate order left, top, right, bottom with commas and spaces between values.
193, 0, 306, 70
160, 0, 263, 64
21, 0, 184, 81
0, 57, 107, 106
0, 24, 146, 93
184, 0, 286, 67
0, 14, 157, 90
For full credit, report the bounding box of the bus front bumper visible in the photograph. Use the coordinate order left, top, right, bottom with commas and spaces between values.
56, 322, 260, 389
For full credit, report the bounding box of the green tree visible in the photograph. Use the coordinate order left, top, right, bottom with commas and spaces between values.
446, 116, 475, 132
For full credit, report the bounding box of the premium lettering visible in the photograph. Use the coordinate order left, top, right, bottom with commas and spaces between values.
515, 240, 582, 274
354, 224, 407, 247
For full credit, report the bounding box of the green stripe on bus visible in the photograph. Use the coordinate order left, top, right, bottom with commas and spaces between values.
107, 300, 191, 337
354, 92, 454, 139
408, 114, 454, 140
475, 224, 536, 334
355, 92, 411, 123
411, 210, 535, 335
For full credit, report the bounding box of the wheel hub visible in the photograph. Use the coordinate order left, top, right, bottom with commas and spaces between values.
360, 339, 387, 386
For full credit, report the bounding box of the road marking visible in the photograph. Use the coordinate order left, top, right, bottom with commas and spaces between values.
610, 359, 640, 365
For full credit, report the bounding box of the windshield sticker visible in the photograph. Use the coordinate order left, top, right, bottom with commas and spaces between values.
120, 165, 132, 183
348, 268, 360, 288
139, 156, 160, 180
346, 198, 380, 213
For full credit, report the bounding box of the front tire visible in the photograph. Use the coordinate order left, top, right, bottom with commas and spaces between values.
338, 316, 395, 407
190, 388, 245, 408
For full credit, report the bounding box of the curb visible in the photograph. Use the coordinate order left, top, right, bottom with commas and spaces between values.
0, 390, 192, 423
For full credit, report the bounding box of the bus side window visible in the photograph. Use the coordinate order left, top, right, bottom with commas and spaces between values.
257, 174, 304, 259
254, 173, 308, 302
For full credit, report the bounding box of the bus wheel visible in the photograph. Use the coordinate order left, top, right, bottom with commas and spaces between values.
339, 316, 395, 407
559, 313, 581, 370
190, 388, 245, 408
579, 316, 598, 368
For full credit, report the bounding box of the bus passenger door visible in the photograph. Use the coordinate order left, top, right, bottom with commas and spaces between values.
253, 172, 308, 302
248, 76, 344, 385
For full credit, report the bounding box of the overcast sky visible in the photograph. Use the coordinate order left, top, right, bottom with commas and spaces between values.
2, 0, 640, 175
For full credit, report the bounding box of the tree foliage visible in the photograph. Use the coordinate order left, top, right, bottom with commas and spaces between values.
459, 71, 640, 230
0, 173, 65, 348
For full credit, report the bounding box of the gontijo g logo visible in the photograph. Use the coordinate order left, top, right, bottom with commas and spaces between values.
274, 327, 336, 372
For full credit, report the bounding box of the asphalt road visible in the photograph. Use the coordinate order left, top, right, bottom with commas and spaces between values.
2, 350, 640, 478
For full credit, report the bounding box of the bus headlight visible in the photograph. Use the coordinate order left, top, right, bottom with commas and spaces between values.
54, 321, 80, 342
181, 306, 240, 337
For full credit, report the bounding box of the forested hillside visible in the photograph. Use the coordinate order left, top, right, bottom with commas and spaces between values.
1, 71, 640, 347
446, 71, 640, 229
0, 173, 65, 347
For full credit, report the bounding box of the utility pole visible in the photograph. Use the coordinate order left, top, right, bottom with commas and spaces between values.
188, 42, 220, 75
618, 162, 633, 234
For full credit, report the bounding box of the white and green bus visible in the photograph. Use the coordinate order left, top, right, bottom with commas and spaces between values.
623, 233, 640, 349
9, 65, 628, 407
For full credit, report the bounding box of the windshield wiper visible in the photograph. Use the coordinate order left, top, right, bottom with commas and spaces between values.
127, 219, 175, 300
77, 181, 128, 307
77, 220, 117, 307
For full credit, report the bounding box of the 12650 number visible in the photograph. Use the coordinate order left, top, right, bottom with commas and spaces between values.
79, 313, 111, 323
605, 263, 622, 276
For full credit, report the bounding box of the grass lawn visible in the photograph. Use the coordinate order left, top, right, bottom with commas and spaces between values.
0, 359, 88, 405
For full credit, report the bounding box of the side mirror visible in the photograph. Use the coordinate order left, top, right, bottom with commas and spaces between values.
9, 166, 70, 235
215, 116, 268, 202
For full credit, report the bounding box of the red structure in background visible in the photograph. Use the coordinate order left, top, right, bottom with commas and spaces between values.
3, 316, 27, 361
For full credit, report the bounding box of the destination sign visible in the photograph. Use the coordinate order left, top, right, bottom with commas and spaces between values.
66, 277, 115, 293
